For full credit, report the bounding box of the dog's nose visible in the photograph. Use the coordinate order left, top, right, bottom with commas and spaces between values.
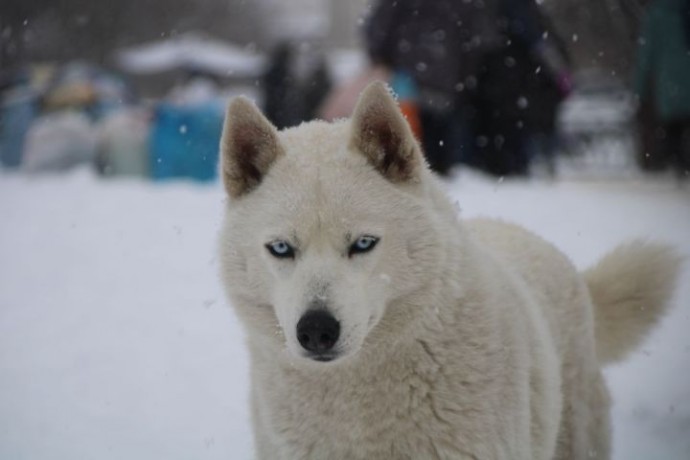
296, 310, 340, 354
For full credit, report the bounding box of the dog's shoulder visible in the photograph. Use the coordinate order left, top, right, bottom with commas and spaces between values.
464, 218, 578, 277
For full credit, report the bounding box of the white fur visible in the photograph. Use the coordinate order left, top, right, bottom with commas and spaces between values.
218, 82, 681, 459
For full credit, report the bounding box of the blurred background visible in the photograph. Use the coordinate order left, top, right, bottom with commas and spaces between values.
1, 0, 687, 179
1, 1, 689, 459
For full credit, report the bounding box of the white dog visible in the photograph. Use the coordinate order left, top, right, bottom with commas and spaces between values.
218, 82, 680, 459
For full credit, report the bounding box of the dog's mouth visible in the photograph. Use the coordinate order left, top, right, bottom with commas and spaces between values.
305, 352, 339, 363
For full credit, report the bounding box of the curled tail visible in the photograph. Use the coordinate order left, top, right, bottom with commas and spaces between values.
584, 241, 683, 365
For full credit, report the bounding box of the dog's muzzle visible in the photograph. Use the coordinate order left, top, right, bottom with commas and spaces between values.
296, 310, 340, 361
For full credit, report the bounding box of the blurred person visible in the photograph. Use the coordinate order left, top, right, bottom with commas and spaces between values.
22, 109, 98, 172
364, 0, 501, 176
167, 69, 221, 106
263, 42, 304, 130
634, 0, 690, 179
513, 2, 572, 177
472, 0, 571, 176
301, 55, 333, 122
95, 106, 150, 178
317, 65, 423, 141
262, 42, 333, 129
0, 69, 37, 168
318, 65, 390, 122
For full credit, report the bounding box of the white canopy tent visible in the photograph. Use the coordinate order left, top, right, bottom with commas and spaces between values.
115, 33, 266, 78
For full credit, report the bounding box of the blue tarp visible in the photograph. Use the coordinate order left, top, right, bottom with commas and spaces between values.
0, 89, 36, 168
149, 102, 223, 182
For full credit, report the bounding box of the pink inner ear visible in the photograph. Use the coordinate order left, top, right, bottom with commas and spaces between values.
358, 110, 417, 182
223, 116, 284, 198
231, 122, 267, 158
370, 119, 400, 164
234, 134, 263, 184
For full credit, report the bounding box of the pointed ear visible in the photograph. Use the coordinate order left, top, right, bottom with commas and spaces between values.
220, 97, 285, 198
349, 81, 424, 182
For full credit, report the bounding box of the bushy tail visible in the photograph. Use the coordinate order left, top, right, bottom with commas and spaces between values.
584, 241, 683, 365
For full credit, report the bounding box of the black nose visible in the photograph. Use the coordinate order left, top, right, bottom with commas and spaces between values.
296, 310, 340, 354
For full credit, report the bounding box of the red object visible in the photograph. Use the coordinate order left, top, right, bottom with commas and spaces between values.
399, 100, 422, 140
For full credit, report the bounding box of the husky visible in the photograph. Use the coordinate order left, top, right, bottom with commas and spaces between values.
218, 82, 681, 459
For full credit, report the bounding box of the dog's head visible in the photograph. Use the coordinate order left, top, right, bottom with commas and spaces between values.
219, 82, 445, 364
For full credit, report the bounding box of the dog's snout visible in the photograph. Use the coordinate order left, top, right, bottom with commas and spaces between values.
296, 310, 340, 355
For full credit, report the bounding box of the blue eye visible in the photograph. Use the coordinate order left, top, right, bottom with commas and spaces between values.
266, 240, 295, 259
349, 235, 379, 256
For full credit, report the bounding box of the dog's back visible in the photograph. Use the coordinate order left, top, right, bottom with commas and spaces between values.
467, 218, 681, 459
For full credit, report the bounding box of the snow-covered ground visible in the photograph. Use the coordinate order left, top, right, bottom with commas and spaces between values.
0, 168, 688, 459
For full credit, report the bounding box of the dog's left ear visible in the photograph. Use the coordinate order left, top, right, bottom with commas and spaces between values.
349, 81, 424, 183
220, 96, 284, 198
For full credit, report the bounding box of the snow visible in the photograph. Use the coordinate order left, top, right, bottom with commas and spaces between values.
0, 168, 688, 458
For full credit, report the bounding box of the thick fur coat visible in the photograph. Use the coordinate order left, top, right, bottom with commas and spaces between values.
218, 82, 681, 459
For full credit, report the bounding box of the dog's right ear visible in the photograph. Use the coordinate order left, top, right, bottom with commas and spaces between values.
220, 97, 284, 198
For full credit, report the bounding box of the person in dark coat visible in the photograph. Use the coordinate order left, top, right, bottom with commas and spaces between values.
302, 56, 333, 122
364, 0, 501, 176
634, 0, 690, 179
472, 0, 571, 176
262, 43, 304, 130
